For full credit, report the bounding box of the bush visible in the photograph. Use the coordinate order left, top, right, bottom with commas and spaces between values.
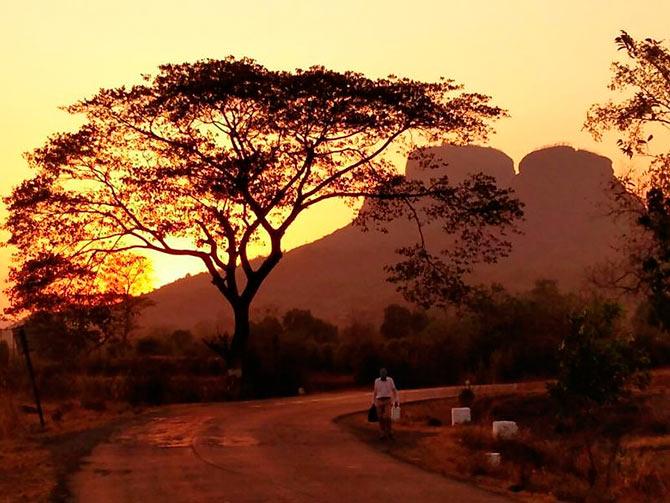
549, 301, 650, 416
38, 369, 76, 400
135, 336, 168, 356
168, 329, 196, 355
125, 372, 166, 405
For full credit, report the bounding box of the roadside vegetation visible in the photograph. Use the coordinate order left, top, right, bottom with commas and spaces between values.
340, 370, 670, 502
339, 301, 664, 501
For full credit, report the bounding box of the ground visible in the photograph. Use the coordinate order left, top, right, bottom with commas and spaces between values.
0, 400, 147, 502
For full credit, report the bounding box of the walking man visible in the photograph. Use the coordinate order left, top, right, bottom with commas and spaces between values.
372, 368, 399, 439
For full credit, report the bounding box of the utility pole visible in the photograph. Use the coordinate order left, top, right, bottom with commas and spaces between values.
14, 327, 45, 429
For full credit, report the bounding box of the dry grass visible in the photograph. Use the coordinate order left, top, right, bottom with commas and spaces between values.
0, 393, 56, 502
0, 391, 143, 502
0, 392, 22, 440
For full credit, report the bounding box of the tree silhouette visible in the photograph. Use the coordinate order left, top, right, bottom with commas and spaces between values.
7, 253, 152, 357
585, 32, 670, 330
585, 31, 670, 170
5, 57, 522, 369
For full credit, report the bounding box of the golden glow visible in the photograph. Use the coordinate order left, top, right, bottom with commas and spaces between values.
1, 0, 669, 309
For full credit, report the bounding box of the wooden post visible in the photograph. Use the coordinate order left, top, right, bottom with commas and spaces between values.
14, 327, 45, 429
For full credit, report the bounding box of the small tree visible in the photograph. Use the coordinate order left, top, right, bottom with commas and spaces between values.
549, 301, 649, 414
548, 301, 650, 488
7, 253, 152, 359
5, 58, 522, 370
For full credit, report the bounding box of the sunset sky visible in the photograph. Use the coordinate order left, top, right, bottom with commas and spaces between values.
1, 0, 669, 312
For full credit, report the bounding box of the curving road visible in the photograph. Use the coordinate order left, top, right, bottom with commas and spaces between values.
71, 385, 521, 502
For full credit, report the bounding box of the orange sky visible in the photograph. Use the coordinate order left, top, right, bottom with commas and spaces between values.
1, 0, 669, 311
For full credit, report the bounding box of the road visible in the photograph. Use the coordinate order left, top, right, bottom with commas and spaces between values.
71, 385, 520, 502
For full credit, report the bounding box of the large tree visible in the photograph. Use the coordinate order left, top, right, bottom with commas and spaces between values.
5, 58, 522, 369
585, 32, 670, 329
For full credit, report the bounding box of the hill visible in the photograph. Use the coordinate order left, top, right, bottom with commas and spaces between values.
139, 145, 628, 334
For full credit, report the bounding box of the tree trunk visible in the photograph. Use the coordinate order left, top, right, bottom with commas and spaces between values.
228, 301, 251, 374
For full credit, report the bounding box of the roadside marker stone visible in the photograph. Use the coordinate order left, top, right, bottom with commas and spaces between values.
451, 407, 471, 425
485, 452, 501, 466
492, 421, 518, 439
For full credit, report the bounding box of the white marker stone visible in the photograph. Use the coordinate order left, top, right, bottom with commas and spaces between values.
492, 421, 518, 439
451, 407, 471, 425
485, 452, 501, 466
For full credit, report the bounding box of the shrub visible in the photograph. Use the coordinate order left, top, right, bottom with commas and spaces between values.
135, 336, 168, 356
458, 383, 475, 407
168, 329, 196, 355
125, 372, 166, 405
548, 301, 650, 416
38, 369, 75, 400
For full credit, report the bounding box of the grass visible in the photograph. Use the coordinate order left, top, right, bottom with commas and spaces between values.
0, 392, 146, 502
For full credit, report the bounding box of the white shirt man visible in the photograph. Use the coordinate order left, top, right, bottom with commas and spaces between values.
373, 376, 399, 402
372, 368, 399, 439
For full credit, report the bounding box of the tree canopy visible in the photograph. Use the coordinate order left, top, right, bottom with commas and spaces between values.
585, 31, 670, 178
585, 32, 670, 331
5, 57, 522, 365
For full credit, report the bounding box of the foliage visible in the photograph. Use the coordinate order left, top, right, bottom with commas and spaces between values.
240, 280, 579, 387
134, 336, 168, 356
282, 309, 338, 344
586, 31, 670, 332
636, 188, 670, 330
548, 301, 650, 416
167, 329, 197, 355
451, 391, 670, 499
380, 167, 524, 308
631, 301, 670, 366
22, 308, 115, 361
4, 57, 521, 366
462, 280, 576, 380
7, 253, 152, 359
585, 31, 670, 164
379, 304, 428, 339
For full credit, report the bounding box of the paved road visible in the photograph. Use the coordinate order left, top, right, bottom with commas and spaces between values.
71, 385, 521, 502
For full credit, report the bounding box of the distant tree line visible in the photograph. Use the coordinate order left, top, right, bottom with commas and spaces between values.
9, 276, 667, 402
233, 279, 667, 396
